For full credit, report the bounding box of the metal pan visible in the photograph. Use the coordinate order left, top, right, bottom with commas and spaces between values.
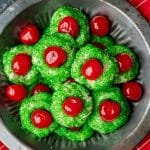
0, 0, 150, 150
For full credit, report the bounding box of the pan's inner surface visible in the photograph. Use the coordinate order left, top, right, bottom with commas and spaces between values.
0, 0, 150, 150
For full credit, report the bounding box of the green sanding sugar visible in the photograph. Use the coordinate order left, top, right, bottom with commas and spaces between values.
106, 45, 139, 84
45, 6, 90, 47
50, 83, 93, 127
20, 93, 58, 137
92, 35, 115, 49
3, 45, 39, 86
55, 124, 94, 142
88, 88, 130, 134
32, 33, 76, 87
71, 44, 118, 90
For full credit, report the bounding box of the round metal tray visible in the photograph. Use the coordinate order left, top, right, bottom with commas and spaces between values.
0, 0, 150, 150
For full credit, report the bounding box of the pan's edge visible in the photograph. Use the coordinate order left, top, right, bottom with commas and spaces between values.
0, 0, 149, 150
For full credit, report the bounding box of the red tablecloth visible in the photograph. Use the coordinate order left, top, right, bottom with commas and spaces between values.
0, 0, 150, 150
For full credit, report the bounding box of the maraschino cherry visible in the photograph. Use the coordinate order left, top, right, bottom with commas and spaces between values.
81, 59, 103, 80
31, 109, 53, 128
63, 97, 83, 117
20, 24, 40, 45
90, 16, 110, 36
69, 127, 81, 131
31, 83, 51, 95
44, 46, 66, 68
116, 53, 133, 73
92, 42, 106, 50
12, 53, 31, 76
6, 84, 27, 102
122, 81, 142, 101
65, 77, 75, 83
99, 100, 120, 122
58, 16, 79, 38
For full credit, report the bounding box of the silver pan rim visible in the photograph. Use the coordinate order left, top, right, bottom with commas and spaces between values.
0, 0, 149, 150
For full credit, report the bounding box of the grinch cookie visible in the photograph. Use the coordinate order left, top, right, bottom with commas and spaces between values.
92, 35, 115, 50
51, 83, 93, 127
55, 124, 93, 142
20, 93, 58, 137
106, 45, 139, 84
45, 6, 90, 47
3, 45, 39, 86
32, 33, 75, 86
88, 88, 130, 133
71, 44, 118, 90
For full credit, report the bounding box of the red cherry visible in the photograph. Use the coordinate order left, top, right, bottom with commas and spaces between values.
69, 127, 81, 131
58, 16, 79, 38
92, 42, 106, 50
81, 59, 103, 80
44, 46, 66, 67
20, 24, 40, 45
12, 53, 32, 76
90, 16, 110, 36
5, 84, 27, 102
31, 109, 53, 128
62, 97, 83, 117
99, 100, 121, 122
31, 83, 51, 95
122, 81, 142, 101
65, 77, 75, 83
116, 53, 133, 73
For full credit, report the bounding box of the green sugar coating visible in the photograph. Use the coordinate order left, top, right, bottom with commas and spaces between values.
71, 44, 118, 90
32, 33, 76, 86
3, 45, 39, 86
51, 83, 93, 127
106, 45, 139, 84
20, 93, 58, 137
55, 124, 94, 142
92, 35, 115, 49
45, 6, 90, 47
88, 88, 130, 134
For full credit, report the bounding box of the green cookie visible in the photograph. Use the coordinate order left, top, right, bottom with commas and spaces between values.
51, 83, 93, 127
3, 45, 39, 86
32, 33, 75, 87
88, 88, 130, 134
55, 124, 93, 142
45, 6, 90, 47
20, 93, 58, 137
106, 45, 139, 84
71, 44, 118, 90
92, 35, 115, 50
